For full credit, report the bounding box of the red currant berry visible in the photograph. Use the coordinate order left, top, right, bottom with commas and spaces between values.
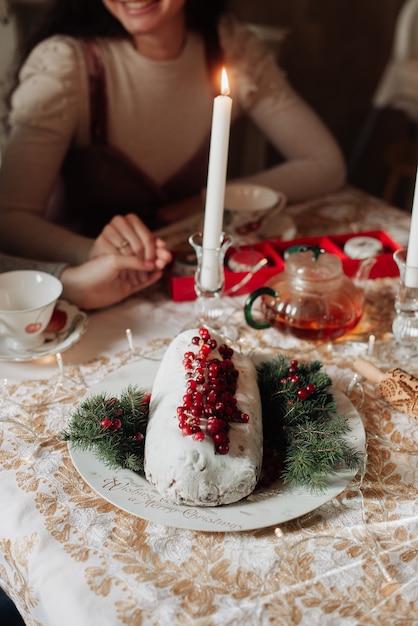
206, 390, 217, 405
297, 388, 309, 400
213, 431, 229, 444
216, 443, 229, 455
207, 417, 226, 434
208, 362, 220, 377
199, 327, 210, 341
182, 394, 192, 408
190, 405, 202, 418
200, 343, 211, 356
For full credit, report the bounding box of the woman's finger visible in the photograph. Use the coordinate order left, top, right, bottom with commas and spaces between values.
124, 213, 157, 261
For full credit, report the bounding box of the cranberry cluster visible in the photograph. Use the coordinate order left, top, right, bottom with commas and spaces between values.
176, 327, 249, 455
100, 394, 150, 441
279, 359, 317, 401
100, 397, 123, 431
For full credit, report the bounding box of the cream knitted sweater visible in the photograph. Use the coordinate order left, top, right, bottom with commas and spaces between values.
0, 15, 345, 262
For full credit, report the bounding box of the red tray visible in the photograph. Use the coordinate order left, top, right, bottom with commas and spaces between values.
165, 230, 402, 302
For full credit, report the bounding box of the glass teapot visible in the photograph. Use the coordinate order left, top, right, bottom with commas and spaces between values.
244, 245, 375, 341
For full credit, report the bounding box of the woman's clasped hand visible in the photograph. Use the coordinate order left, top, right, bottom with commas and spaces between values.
0, 213, 172, 310
63, 213, 173, 310
89, 214, 171, 273
59, 251, 169, 310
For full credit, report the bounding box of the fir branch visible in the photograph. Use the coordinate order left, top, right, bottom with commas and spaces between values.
282, 416, 363, 491
257, 356, 363, 492
62, 385, 149, 475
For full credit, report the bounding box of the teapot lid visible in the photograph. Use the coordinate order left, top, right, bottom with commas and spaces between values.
285, 245, 343, 280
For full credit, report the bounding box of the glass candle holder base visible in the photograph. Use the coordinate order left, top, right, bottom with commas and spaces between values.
194, 292, 226, 331
392, 248, 418, 343
188, 231, 232, 331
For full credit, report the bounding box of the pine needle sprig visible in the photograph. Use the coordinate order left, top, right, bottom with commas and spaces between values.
256, 355, 363, 492
282, 416, 363, 491
256, 356, 336, 442
62, 385, 149, 474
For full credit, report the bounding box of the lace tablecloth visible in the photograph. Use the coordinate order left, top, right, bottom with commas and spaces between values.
0, 187, 417, 626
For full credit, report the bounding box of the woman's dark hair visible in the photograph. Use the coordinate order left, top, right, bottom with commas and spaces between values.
186, 0, 227, 72
19, 0, 228, 62
8, 0, 228, 107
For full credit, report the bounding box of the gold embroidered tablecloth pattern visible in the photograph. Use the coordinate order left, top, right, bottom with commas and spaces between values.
0, 188, 417, 625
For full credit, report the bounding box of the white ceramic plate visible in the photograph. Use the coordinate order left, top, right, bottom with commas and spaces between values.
0, 299, 88, 362
69, 356, 365, 532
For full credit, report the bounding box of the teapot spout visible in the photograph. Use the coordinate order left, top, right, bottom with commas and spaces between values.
353, 256, 376, 289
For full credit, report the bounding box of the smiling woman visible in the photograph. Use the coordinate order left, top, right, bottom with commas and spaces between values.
0, 0, 345, 269
101, 0, 187, 58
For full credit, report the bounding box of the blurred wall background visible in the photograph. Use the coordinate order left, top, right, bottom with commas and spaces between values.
228, 0, 409, 206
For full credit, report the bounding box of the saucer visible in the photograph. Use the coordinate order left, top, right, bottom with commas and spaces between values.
0, 300, 88, 362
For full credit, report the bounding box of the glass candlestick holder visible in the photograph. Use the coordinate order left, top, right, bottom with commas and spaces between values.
392, 248, 418, 346
188, 232, 232, 330
375, 247, 418, 371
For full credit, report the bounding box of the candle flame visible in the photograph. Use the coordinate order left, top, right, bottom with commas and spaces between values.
221, 68, 230, 96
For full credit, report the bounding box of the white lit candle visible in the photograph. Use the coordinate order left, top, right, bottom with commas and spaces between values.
405, 168, 418, 287
200, 68, 232, 291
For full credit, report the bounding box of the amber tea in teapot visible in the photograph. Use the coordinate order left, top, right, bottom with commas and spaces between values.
261, 294, 363, 340
244, 246, 374, 341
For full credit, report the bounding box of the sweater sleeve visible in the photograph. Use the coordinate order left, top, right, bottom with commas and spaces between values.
0, 252, 68, 278
219, 15, 346, 202
0, 35, 88, 215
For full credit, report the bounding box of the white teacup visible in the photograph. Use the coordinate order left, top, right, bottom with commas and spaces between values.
0, 270, 63, 351
223, 183, 284, 238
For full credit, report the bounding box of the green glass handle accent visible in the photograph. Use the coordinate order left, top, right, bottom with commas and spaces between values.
244, 286, 278, 330
285, 244, 324, 260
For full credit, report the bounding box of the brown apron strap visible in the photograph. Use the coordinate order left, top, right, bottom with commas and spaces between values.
81, 39, 108, 145
53, 37, 211, 235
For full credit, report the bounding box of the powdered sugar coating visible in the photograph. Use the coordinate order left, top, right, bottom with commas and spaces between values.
144, 329, 263, 506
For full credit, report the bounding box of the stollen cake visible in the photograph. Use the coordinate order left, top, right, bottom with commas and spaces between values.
144, 328, 263, 506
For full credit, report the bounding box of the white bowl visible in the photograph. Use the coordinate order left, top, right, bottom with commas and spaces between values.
224, 183, 279, 212
223, 183, 285, 237
0, 270, 63, 350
